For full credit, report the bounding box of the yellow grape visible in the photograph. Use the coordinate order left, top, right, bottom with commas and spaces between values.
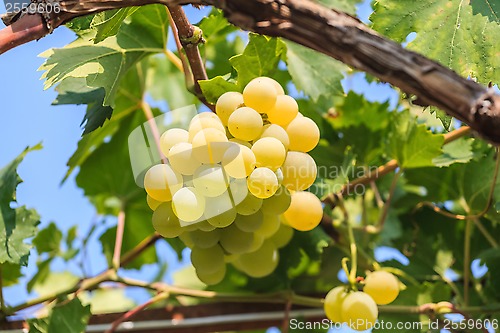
228, 177, 249, 207
229, 138, 252, 148
247, 167, 279, 199
267, 95, 299, 127
323, 286, 348, 323
286, 116, 320, 152
260, 124, 290, 150
243, 78, 278, 113
341, 292, 378, 331
236, 191, 263, 216
251, 137, 286, 171
228, 107, 263, 141
168, 142, 202, 176
222, 143, 256, 179
363, 271, 400, 305
193, 164, 229, 198
275, 168, 283, 185
146, 195, 162, 211
188, 115, 225, 142
191, 127, 229, 164
216, 92, 244, 126
283, 191, 323, 231
281, 152, 317, 191
172, 187, 206, 222
144, 164, 183, 202
269, 223, 294, 248
236, 241, 279, 278
219, 224, 254, 254
261, 186, 291, 215
191, 244, 225, 275
255, 213, 281, 238
205, 191, 238, 228
196, 263, 226, 285
160, 128, 189, 156
152, 203, 183, 238
258, 77, 285, 95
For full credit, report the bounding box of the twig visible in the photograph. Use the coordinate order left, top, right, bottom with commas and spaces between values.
464, 220, 473, 307
473, 218, 498, 248
141, 101, 167, 164
0, 265, 4, 313
281, 297, 292, 333
370, 168, 403, 233
120, 233, 162, 267
112, 209, 126, 270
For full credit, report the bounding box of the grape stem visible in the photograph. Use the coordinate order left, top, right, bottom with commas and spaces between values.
112, 208, 126, 270
337, 196, 357, 288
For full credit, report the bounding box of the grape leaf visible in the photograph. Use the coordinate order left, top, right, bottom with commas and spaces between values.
432, 138, 475, 167
0, 144, 41, 265
40, 5, 169, 107
199, 75, 239, 104
33, 271, 80, 298
479, 248, 500, 298
429, 106, 452, 130
28, 298, 91, 333
33, 222, 62, 255
81, 289, 135, 314
285, 41, 345, 102
387, 110, 444, 169
470, 0, 500, 23
315, 0, 363, 15
371, 0, 500, 84
0, 262, 23, 286
91, 8, 138, 44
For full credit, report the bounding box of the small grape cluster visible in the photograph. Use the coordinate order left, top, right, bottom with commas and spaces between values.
324, 271, 401, 331
143, 77, 323, 284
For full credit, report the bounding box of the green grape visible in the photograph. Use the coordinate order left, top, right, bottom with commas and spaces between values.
228, 177, 249, 207
235, 192, 262, 215
196, 263, 226, 285
228, 107, 263, 141
160, 128, 189, 156
152, 203, 183, 238
146, 195, 162, 211
363, 271, 400, 305
197, 220, 216, 232
168, 142, 202, 175
269, 224, 294, 248
255, 76, 285, 95
267, 95, 299, 127
341, 292, 378, 331
205, 191, 238, 228
144, 164, 183, 202
281, 152, 317, 191
261, 186, 291, 215
188, 113, 225, 142
247, 233, 264, 252
247, 167, 279, 199
286, 116, 320, 152
222, 143, 256, 178
190, 244, 225, 275
283, 191, 323, 231
172, 187, 206, 222
323, 286, 348, 323
236, 241, 279, 278
234, 211, 263, 232
216, 92, 244, 126
219, 224, 254, 254
181, 222, 199, 232
189, 229, 221, 249
243, 77, 278, 114
192, 127, 230, 164
193, 164, 229, 197
224, 253, 240, 263
255, 213, 281, 238
251, 137, 286, 171
179, 232, 194, 248
260, 124, 289, 150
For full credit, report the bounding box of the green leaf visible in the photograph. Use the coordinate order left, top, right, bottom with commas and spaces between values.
432, 138, 475, 167
40, 4, 169, 107
315, 0, 363, 15
27, 258, 52, 292
81, 289, 135, 314
371, 0, 500, 84
33, 222, 62, 255
91, 8, 138, 44
387, 110, 444, 169
0, 144, 42, 265
28, 298, 91, 333
285, 41, 345, 101
230, 33, 286, 88
429, 107, 452, 130
470, 0, 500, 23
0, 262, 23, 286
199, 75, 239, 104
479, 248, 500, 298
33, 271, 80, 298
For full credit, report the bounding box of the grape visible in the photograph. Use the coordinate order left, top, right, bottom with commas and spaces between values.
257, 77, 285, 95
236, 241, 279, 278
205, 191, 237, 228
275, 168, 284, 185
247, 167, 279, 199
222, 143, 256, 178
269, 224, 294, 248
234, 211, 263, 232
236, 192, 262, 215
197, 220, 216, 232
283, 191, 323, 231
247, 233, 264, 252
228, 107, 263, 141
216, 92, 244, 126
190, 244, 225, 275
261, 186, 291, 215
152, 203, 183, 238
286, 116, 320, 152
243, 78, 278, 113
228, 177, 249, 207
191, 127, 229, 164
160, 128, 189, 156
255, 213, 281, 238
363, 271, 400, 305
323, 286, 348, 323
193, 164, 229, 197
267, 95, 299, 127
172, 187, 206, 222
224, 253, 240, 263
260, 124, 290, 150
219, 224, 254, 254
179, 232, 194, 248
281, 152, 317, 191
192, 112, 221, 122
188, 114, 225, 142
144, 164, 183, 201
341, 292, 378, 331
252, 137, 286, 171
189, 229, 221, 249
168, 142, 202, 175
229, 138, 252, 148
196, 263, 226, 285
146, 195, 162, 211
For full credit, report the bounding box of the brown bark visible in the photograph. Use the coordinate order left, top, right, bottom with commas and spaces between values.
1, 0, 500, 143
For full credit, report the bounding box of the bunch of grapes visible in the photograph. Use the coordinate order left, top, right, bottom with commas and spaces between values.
143, 76, 323, 284
323, 271, 401, 331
